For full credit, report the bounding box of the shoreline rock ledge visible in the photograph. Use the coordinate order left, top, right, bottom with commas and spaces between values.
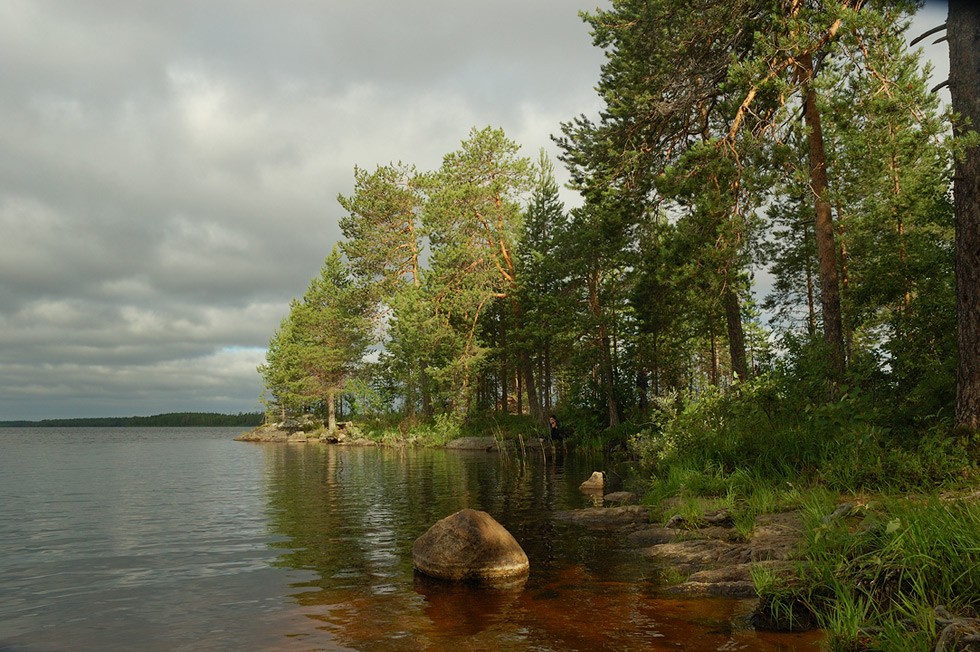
413, 509, 529, 584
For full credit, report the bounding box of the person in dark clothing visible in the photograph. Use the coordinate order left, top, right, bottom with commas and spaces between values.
548, 414, 564, 441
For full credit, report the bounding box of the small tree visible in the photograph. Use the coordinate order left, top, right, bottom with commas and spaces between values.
285, 247, 375, 431
258, 312, 304, 422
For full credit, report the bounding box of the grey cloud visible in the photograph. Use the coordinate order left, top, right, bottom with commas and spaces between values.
0, 0, 950, 421
0, 0, 605, 420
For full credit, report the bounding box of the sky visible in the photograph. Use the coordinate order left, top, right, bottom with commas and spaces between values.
0, 1, 951, 421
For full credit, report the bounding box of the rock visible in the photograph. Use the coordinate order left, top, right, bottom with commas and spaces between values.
821, 501, 860, 525
748, 512, 805, 561
704, 508, 734, 525
445, 437, 502, 451
524, 438, 556, 451
664, 579, 758, 598
642, 538, 733, 574
320, 429, 347, 443
234, 424, 289, 442
280, 414, 323, 432
626, 526, 687, 546
665, 508, 732, 530
932, 606, 980, 652
339, 437, 378, 447
603, 491, 637, 505
579, 471, 605, 492
554, 505, 651, 529
413, 509, 529, 584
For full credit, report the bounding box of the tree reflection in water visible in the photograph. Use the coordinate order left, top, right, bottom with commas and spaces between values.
261, 444, 822, 651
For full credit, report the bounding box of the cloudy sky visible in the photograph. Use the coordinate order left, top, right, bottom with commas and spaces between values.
0, 1, 950, 421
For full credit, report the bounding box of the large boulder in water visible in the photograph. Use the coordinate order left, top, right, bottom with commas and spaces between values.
413, 509, 529, 584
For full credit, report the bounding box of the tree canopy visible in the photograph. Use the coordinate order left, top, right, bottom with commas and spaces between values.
257, 0, 977, 458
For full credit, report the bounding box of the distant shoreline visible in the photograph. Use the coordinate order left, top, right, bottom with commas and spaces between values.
0, 412, 264, 428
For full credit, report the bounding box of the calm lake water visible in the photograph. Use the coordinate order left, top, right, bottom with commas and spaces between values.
0, 428, 822, 651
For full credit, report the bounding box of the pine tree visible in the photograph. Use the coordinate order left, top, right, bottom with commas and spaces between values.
281, 247, 375, 431
949, 0, 980, 432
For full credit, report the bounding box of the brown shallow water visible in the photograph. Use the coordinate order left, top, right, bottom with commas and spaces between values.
0, 429, 823, 651
261, 443, 823, 651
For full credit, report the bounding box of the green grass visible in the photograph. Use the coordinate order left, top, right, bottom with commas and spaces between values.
789, 494, 980, 651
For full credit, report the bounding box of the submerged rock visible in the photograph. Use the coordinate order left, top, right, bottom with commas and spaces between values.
413, 509, 529, 584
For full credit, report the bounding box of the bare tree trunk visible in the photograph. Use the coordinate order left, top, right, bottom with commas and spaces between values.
950, 0, 980, 432
800, 52, 846, 380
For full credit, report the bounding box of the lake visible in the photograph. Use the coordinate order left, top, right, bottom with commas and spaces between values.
0, 428, 822, 651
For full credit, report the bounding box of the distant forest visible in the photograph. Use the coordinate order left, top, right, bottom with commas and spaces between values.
0, 412, 264, 428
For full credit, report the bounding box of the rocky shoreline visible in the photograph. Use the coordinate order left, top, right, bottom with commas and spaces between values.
235, 424, 558, 452
234, 421, 377, 445
555, 503, 803, 600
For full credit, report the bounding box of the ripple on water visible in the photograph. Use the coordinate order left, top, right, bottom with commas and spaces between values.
1, 429, 822, 651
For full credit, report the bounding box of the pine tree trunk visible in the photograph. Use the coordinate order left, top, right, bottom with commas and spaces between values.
420, 360, 432, 419
544, 339, 552, 410
521, 351, 544, 423
949, 0, 980, 432
804, 223, 816, 339
723, 284, 749, 381
599, 324, 621, 428
327, 390, 337, 432
834, 201, 853, 360
499, 317, 508, 413
511, 300, 544, 424
800, 53, 846, 380
517, 368, 523, 415
709, 319, 718, 387
589, 269, 620, 427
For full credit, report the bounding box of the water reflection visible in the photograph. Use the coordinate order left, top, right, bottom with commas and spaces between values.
262, 444, 823, 651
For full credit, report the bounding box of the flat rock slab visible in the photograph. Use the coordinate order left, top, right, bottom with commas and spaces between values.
666, 560, 798, 598
413, 509, 529, 584
626, 526, 688, 546
445, 437, 507, 451
554, 505, 652, 529
643, 538, 735, 574
235, 429, 290, 442
604, 491, 638, 505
